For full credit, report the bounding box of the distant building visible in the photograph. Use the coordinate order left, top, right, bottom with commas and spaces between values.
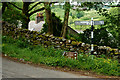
28, 13, 45, 32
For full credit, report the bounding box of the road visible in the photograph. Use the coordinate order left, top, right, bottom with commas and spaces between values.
2, 57, 92, 78
1, 56, 105, 80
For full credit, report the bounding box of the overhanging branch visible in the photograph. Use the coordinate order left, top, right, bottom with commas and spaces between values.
29, 7, 45, 16
27, 2, 43, 12
108, 5, 120, 7
7, 2, 22, 10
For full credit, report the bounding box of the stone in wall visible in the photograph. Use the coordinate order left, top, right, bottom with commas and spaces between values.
2, 21, 120, 58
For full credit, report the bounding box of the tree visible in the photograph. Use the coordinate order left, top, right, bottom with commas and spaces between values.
98, 7, 120, 47
22, 2, 32, 29
2, 2, 7, 14
44, 2, 53, 35
60, 2, 104, 38
2, 2, 23, 25
43, 13, 62, 36
5, 2, 45, 29
61, 2, 70, 38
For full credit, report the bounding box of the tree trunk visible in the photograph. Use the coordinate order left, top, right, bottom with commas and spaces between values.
2, 2, 7, 14
44, 2, 53, 35
118, 7, 120, 47
61, 2, 70, 38
22, 2, 31, 29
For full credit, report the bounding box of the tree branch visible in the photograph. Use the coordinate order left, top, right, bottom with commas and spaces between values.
2, 2, 8, 14
27, 2, 43, 12
29, 7, 45, 16
108, 5, 120, 7
7, 2, 22, 10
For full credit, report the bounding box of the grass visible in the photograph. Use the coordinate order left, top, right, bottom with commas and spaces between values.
2, 35, 120, 76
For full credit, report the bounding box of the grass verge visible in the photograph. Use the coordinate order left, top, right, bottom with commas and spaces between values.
2, 35, 120, 76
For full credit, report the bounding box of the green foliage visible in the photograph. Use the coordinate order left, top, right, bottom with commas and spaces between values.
81, 17, 90, 20
76, 11, 84, 19
2, 2, 45, 29
69, 10, 85, 19
98, 7, 120, 47
69, 9, 104, 30
64, 2, 70, 11
0, 3, 2, 10
66, 33, 82, 41
42, 13, 63, 36
2, 36, 15, 44
2, 35, 120, 76
81, 2, 103, 10
2, 2, 23, 26
79, 28, 118, 48
2, 35, 30, 48
67, 27, 118, 48
51, 5, 65, 21
69, 7, 120, 48
98, 7, 119, 27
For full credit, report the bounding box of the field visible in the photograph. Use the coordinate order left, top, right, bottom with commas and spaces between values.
30, 5, 107, 30
51, 6, 106, 30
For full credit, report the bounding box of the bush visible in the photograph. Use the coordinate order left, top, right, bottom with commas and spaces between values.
76, 11, 84, 19
79, 28, 118, 48
2, 35, 30, 48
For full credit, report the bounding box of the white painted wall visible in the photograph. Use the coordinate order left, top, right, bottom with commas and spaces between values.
28, 21, 45, 32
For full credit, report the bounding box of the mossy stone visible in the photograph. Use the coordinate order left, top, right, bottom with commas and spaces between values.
44, 41, 51, 45
70, 37, 76, 41
66, 44, 71, 46
71, 41, 77, 45
58, 37, 62, 39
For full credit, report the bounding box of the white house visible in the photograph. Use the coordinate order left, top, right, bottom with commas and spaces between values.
28, 13, 45, 32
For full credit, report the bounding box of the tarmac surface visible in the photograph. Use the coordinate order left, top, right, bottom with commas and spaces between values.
2, 57, 95, 78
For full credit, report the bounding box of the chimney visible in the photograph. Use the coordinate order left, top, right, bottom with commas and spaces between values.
39, 13, 41, 16
35, 13, 44, 24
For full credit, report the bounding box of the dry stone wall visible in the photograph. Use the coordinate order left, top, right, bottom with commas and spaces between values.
2, 21, 120, 58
